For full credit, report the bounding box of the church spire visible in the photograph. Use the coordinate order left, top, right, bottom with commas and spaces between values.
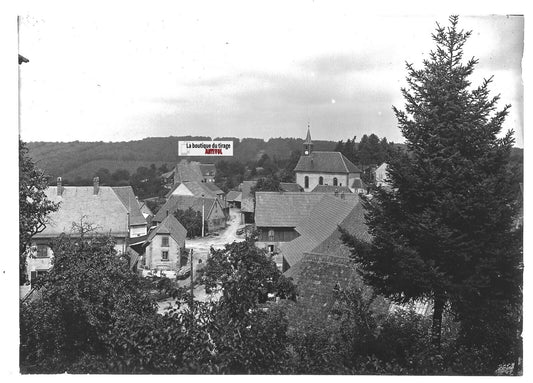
304, 123, 313, 156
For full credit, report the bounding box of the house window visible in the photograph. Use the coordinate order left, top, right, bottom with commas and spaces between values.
319, 176, 323, 185
268, 229, 275, 241
161, 236, 169, 247
162, 250, 169, 261
36, 245, 48, 258
304, 176, 309, 189
333, 177, 338, 186
268, 245, 274, 253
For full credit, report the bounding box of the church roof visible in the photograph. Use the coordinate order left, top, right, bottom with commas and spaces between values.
293, 151, 361, 174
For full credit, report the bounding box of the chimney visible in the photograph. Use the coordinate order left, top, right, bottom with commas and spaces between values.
57, 177, 63, 196
166, 210, 169, 217
93, 177, 99, 195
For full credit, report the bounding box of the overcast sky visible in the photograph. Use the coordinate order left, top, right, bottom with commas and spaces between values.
18, 3, 524, 146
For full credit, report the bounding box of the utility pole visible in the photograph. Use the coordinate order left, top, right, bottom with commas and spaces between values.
189, 248, 194, 310
201, 193, 205, 237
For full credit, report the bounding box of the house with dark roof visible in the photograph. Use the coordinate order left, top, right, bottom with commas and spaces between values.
279, 194, 363, 271
279, 198, 389, 324
140, 214, 187, 271
294, 127, 362, 193
26, 177, 147, 283
254, 192, 326, 253
153, 194, 226, 233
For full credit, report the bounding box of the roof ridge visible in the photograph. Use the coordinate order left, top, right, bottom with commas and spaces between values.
338, 152, 350, 173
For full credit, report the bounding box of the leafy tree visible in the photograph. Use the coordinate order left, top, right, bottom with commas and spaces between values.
340, 15, 522, 366
173, 207, 207, 238
251, 174, 281, 196
19, 139, 59, 283
20, 225, 157, 373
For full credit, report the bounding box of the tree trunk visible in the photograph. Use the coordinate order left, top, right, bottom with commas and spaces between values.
431, 293, 445, 347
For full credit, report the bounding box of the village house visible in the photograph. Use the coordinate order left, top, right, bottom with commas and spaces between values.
278, 193, 362, 271
294, 127, 363, 193
161, 159, 216, 189
226, 190, 242, 209
374, 162, 390, 188
26, 177, 147, 283
239, 180, 256, 224
254, 192, 326, 254
140, 214, 187, 271
152, 194, 226, 233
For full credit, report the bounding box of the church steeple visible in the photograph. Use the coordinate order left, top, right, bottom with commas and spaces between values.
303, 124, 313, 156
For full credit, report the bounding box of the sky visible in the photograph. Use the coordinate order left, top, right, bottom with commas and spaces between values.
17, 2, 524, 146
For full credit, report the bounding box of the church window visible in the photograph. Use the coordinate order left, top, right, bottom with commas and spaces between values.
333, 177, 338, 186
304, 176, 309, 189
319, 176, 323, 185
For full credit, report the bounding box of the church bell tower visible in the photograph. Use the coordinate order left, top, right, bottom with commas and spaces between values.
303, 124, 313, 156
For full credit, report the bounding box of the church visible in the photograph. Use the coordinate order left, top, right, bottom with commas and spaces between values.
294, 127, 362, 192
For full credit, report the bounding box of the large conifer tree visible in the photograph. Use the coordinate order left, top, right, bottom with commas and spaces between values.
341, 16, 522, 361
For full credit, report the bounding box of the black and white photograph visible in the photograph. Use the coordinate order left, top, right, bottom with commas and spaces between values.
9, 0, 526, 376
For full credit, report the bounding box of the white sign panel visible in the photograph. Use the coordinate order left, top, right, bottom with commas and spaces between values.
178, 141, 233, 156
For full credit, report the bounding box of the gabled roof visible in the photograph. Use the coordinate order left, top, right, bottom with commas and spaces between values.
254, 192, 325, 227
111, 186, 147, 226
280, 195, 360, 267
182, 181, 218, 198
226, 190, 242, 202
139, 202, 154, 218
279, 182, 304, 192
146, 214, 187, 245
36, 186, 130, 237
294, 151, 361, 174
310, 185, 352, 194
153, 194, 218, 223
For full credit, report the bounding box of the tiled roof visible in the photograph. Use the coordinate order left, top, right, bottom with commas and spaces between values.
293, 151, 361, 174
254, 192, 325, 227
199, 163, 216, 176
182, 181, 218, 198
310, 185, 352, 194
36, 186, 130, 237
153, 195, 218, 223
280, 182, 303, 192
111, 186, 147, 226
147, 214, 187, 245
280, 195, 360, 267
203, 182, 224, 194
175, 160, 204, 183
226, 190, 242, 202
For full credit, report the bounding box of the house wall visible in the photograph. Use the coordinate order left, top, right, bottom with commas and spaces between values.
171, 183, 194, 196
296, 172, 350, 192
375, 164, 389, 187
130, 224, 147, 237
146, 233, 183, 271
26, 236, 127, 282
207, 201, 226, 231
256, 227, 299, 253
